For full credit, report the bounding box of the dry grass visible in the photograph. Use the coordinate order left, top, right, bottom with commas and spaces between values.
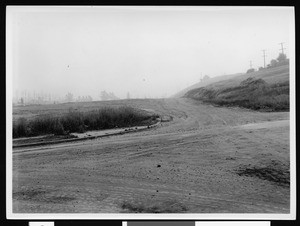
13, 106, 159, 138
184, 76, 289, 112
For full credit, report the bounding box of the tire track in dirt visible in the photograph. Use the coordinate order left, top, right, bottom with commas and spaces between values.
13, 173, 288, 213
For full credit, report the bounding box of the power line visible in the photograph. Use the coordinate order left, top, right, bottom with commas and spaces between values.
279, 42, 286, 54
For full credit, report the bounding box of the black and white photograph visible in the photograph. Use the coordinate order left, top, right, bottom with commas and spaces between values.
6, 6, 295, 219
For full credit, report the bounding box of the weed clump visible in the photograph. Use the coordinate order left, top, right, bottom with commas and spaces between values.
13, 118, 28, 138
236, 161, 290, 187
121, 200, 188, 213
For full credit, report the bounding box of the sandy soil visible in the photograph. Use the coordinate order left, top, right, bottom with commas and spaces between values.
12, 98, 290, 213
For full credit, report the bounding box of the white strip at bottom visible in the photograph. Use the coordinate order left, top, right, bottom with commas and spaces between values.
29, 222, 54, 226
196, 222, 270, 226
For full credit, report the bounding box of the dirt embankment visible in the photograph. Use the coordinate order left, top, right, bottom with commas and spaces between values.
184, 77, 289, 111
183, 65, 289, 112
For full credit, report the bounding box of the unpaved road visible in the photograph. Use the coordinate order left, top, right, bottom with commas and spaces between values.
12, 98, 290, 213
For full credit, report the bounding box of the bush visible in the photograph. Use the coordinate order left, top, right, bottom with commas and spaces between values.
60, 110, 84, 133
13, 118, 28, 138
52, 119, 66, 135
246, 68, 255, 73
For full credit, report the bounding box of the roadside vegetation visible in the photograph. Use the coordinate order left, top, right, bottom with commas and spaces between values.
184, 77, 289, 112
13, 106, 159, 138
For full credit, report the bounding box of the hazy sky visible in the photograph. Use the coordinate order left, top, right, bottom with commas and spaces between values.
8, 6, 294, 99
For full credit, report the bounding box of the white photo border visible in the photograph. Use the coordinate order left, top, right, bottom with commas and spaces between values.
6, 5, 296, 220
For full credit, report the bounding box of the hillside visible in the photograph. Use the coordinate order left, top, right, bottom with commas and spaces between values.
184, 65, 289, 111
171, 73, 243, 98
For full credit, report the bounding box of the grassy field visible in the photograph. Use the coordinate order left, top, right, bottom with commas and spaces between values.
13, 99, 161, 121
184, 65, 289, 111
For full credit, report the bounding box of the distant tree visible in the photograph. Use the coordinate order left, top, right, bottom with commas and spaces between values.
258, 67, 264, 71
100, 91, 109, 101
246, 68, 255, 73
203, 75, 210, 80
108, 92, 119, 100
65, 92, 74, 102
100, 91, 119, 101
270, 59, 278, 67
200, 75, 210, 82
277, 53, 287, 62
87, 95, 93, 102
20, 98, 24, 105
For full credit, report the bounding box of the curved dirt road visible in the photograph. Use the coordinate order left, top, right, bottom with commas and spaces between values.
12, 98, 290, 213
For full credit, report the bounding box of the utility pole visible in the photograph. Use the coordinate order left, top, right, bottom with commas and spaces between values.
249, 61, 253, 69
279, 42, 286, 54
262, 50, 267, 68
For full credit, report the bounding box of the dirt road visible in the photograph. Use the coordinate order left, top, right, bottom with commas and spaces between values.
12, 98, 290, 213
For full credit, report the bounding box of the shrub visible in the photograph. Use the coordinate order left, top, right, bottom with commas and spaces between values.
60, 110, 84, 133
246, 68, 255, 73
13, 118, 28, 138
52, 119, 66, 135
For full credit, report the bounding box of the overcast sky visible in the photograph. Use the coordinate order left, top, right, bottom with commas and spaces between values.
8, 6, 294, 99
